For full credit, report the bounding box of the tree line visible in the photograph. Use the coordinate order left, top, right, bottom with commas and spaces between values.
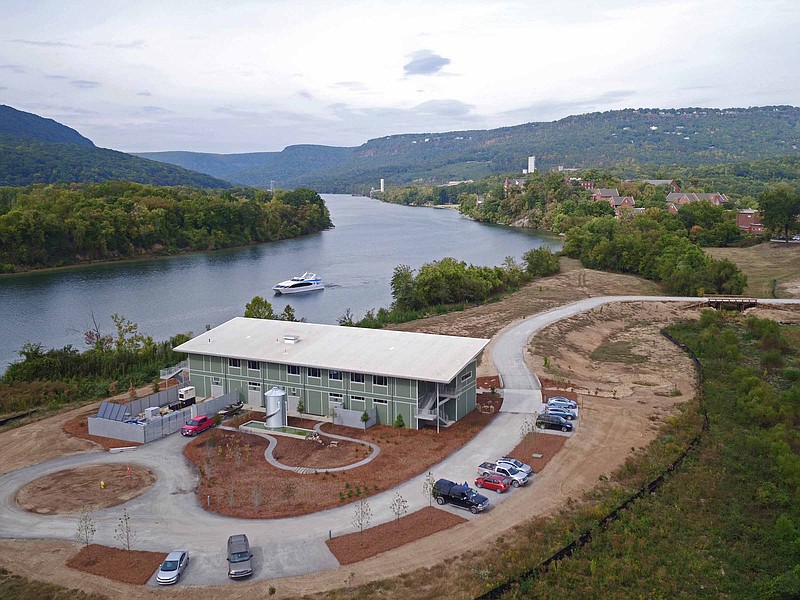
0, 183, 332, 272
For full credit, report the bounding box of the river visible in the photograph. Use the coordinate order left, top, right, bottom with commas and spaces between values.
0, 194, 560, 372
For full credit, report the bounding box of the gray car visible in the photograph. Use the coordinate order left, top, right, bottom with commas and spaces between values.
156, 550, 189, 585
546, 396, 578, 409
545, 405, 577, 420
227, 534, 253, 579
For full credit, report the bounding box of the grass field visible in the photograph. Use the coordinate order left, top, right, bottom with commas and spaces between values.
707, 242, 800, 298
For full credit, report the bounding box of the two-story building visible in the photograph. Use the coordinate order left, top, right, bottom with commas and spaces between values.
174, 318, 489, 430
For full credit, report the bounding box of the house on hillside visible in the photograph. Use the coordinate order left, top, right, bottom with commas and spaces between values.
592, 188, 620, 202
736, 209, 764, 234
173, 318, 489, 431
504, 177, 526, 194
666, 192, 730, 213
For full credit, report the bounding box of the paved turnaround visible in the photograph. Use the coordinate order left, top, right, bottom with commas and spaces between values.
0, 296, 797, 586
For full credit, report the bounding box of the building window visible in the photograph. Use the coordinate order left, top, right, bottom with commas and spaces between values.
228, 358, 241, 368
308, 367, 321, 378
248, 360, 260, 371
212, 377, 221, 386
373, 398, 388, 405
373, 375, 388, 387
351, 373, 365, 384
461, 371, 472, 382
248, 382, 261, 391
288, 365, 300, 376
351, 395, 365, 403
329, 370, 342, 380
329, 393, 343, 402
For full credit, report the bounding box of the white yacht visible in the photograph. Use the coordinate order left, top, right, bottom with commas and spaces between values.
272, 272, 324, 295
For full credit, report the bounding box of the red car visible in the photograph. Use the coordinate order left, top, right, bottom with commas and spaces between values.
474, 474, 512, 494
180, 415, 215, 436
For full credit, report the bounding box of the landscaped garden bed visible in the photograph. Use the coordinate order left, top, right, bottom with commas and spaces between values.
183, 404, 497, 519
66, 544, 164, 585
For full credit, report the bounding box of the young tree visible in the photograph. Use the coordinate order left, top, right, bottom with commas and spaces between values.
297, 399, 306, 415
337, 308, 355, 326
422, 471, 436, 507
760, 183, 800, 242
352, 498, 372, 546
390, 492, 409, 530
279, 304, 298, 322
393, 413, 405, 429
114, 508, 136, 551
75, 507, 96, 546
244, 296, 276, 319
360, 410, 370, 429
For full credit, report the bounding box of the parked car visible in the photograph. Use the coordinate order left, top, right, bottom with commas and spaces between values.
180, 415, 215, 437
546, 396, 578, 409
433, 479, 489, 514
477, 462, 529, 487
536, 413, 574, 432
475, 474, 512, 493
496, 456, 533, 476
545, 405, 577, 420
227, 534, 253, 579
156, 550, 189, 585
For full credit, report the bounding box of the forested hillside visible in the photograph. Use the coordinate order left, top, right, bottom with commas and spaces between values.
0, 104, 94, 146
0, 105, 231, 187
138, 106, 800, 191
0, 183, 332, 272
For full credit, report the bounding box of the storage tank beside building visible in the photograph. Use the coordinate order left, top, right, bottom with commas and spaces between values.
264, 386, 286, 428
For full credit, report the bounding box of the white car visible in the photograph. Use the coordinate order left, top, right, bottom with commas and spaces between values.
545, 405, 577, 420
156, 550, 189, 585
546, 396, 577, 409
496, 456, 533, 476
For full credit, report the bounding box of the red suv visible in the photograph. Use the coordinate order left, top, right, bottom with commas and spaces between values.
180, 415, 215, 436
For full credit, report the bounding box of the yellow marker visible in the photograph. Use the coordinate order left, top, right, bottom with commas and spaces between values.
100, 480, 105, 489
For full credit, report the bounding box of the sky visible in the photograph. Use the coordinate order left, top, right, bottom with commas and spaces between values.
1, 0, 799, 154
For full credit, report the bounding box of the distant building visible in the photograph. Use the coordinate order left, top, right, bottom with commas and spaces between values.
641, 179, 680, 193
736, 209, 764, 234
666, 192, 730, 213
527, 156, 536, 174
592, 189, 620, 202
504, 177, 526, 194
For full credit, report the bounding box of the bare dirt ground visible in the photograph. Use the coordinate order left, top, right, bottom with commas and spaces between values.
15, 464, 156, 514
3, 260, 798, 599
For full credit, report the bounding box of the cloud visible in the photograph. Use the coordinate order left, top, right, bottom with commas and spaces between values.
413, 99, 474, 118
136, 91, 152, 97
213, 105, 261, 118
0, 64, 25, 74
70, 80, 101, 89
333, 81, 368, 92
45, 74, 69, 80
12, 38, 78, 48
297, 90, 313, 100
138, 105, 171, 115
95, 39, 146, 50
404, 50, 451, 76
0, 86, 6, 91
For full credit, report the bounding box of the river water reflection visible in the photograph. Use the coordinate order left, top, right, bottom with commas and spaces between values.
0, 194, 561, 371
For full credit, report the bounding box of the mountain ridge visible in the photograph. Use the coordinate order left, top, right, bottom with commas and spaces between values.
136, 105, 800, 191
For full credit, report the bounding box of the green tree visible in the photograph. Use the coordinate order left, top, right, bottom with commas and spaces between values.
523, 247, 561, 277
391, 264, 418, 311
760, 183, 800, 242
244, 296, 275, 319
393, 413, 405, 429
278, 305, 298, 322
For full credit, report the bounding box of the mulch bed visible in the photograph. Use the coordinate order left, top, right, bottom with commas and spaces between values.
184, 409, 496, 519
506, 429, 567, 473
66, 544, 165, 585
15, 464, 156, 514
326, 506, 467, 565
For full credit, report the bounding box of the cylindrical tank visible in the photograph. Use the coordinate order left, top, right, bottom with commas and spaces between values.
264, 386, 286, 428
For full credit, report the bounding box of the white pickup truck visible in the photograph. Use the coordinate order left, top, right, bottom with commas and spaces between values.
477, 462, 529, 487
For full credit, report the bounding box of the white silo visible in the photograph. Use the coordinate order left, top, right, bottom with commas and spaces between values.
264, 386, 286, 428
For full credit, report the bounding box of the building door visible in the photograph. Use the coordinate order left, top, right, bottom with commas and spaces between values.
247, 382, 262, 406
211, 377, 223, 397
374, 400, 389, 424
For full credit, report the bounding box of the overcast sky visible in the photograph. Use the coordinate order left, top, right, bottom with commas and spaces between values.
1, 0, 799, 153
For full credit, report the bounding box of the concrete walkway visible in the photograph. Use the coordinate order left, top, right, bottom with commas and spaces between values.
0, 295, 797, 586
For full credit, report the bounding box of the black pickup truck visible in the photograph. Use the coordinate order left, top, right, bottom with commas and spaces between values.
433, 479, 489, 514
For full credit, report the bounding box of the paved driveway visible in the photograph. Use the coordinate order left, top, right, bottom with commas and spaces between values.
0, 296, 796, 585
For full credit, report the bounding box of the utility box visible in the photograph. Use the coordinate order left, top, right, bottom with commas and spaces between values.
144, 406, 161, 420
178, 386, 196, 404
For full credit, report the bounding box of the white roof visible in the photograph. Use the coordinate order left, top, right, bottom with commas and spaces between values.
174, 317, 489, 384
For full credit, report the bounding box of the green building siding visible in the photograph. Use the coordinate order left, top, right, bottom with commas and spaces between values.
183, 354, 479, 431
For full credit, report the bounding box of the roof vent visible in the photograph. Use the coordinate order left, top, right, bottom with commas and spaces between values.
283, 335, 300, 344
